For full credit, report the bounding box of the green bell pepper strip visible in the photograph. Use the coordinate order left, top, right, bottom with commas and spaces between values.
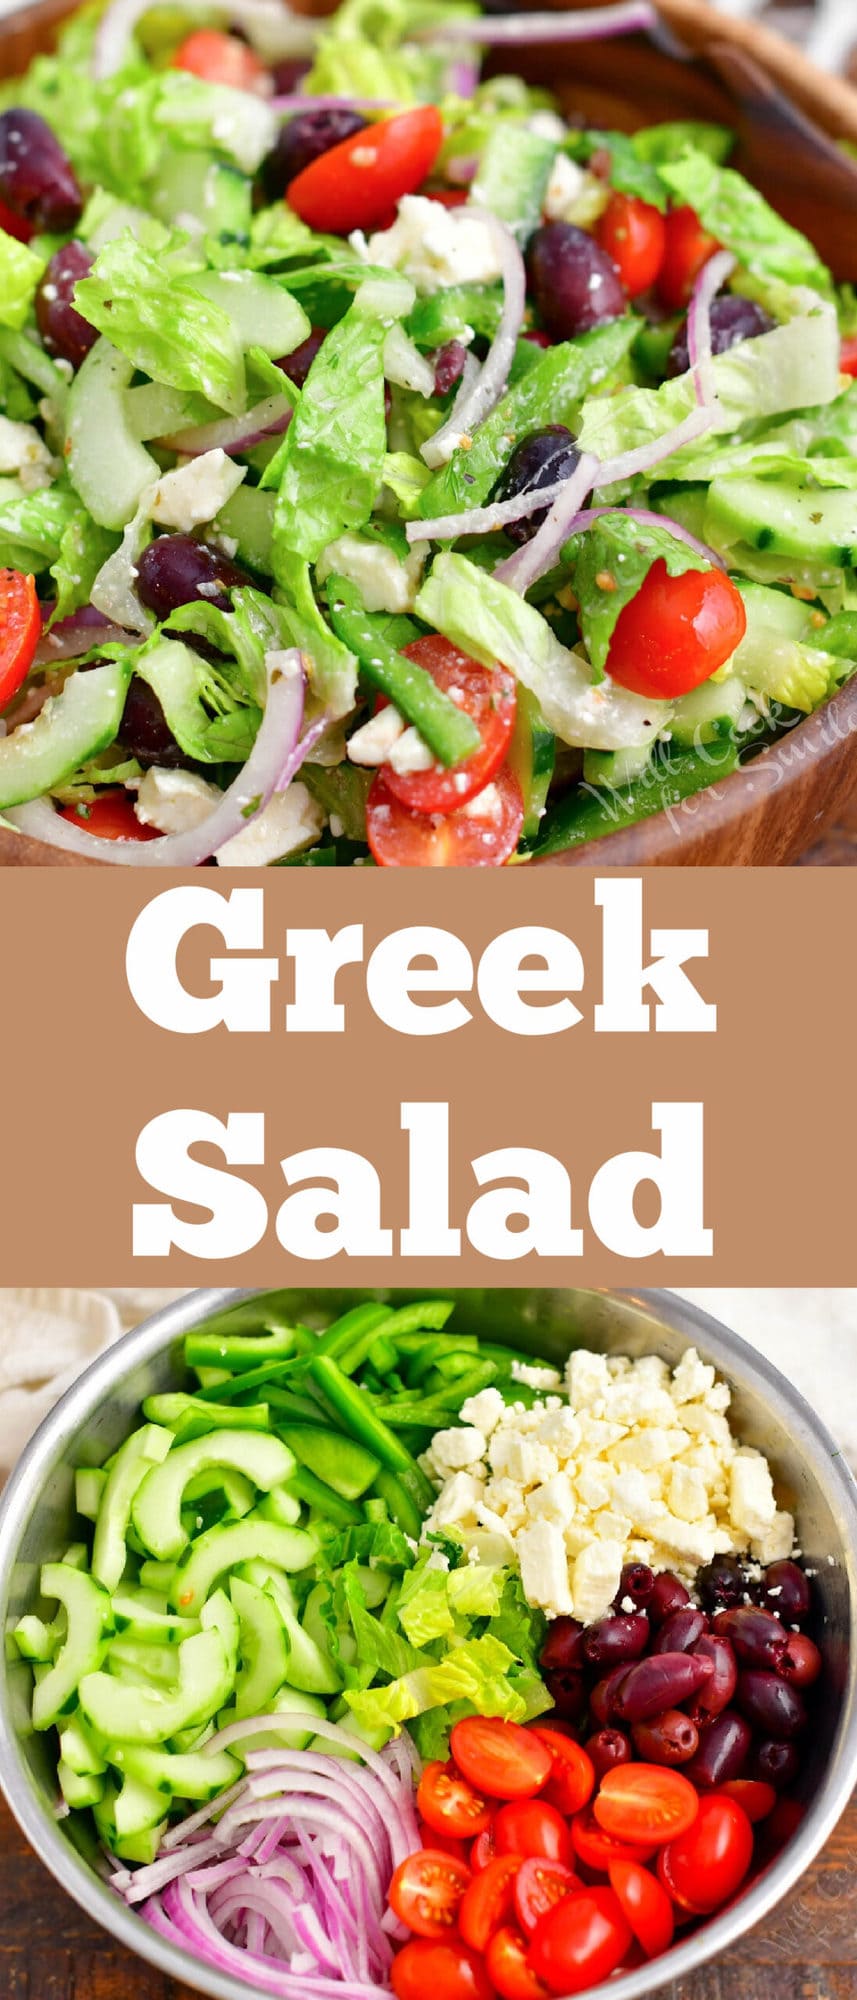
313, 1302, 391, 1364
325, 573, 481, 770
534, 739, 740, 856
141, 1392, 271, 1439
184, 1325, 301, 1371
308, 1356, 435, 1513
277, 1423, 380, 1501
369, 1402, 462, 1431
366, 1336, 398, 1376
265, 1386, 331, 1423
372, 1469, 425, 1541
334, 1300, 456, 1378
281, 1465, 363, 1528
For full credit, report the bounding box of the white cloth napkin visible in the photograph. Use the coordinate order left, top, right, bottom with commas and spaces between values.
0, 1288, 854, 1482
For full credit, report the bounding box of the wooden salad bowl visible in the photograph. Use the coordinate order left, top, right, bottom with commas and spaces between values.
2, 0, 857, 867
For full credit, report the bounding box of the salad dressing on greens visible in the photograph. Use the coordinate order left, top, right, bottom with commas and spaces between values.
1, 0, 856, 862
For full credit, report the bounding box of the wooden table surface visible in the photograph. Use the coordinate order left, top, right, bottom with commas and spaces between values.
3, 1786, 857, 2000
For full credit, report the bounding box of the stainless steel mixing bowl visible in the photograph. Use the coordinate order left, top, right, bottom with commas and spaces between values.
1, 1287, 856, 2000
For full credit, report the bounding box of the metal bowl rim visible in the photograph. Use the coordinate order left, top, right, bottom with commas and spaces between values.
1, 1285, 856, 2000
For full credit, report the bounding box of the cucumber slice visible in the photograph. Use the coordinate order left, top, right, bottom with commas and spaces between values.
58, 1760, 105, 1810
13, 1613, 60, 1662
509, 685, 555, 844
737, 581, 817, 640
75, 1468, 107, 1523
132, 1430, 295, 1561
108, 1638, 179, 1686
151, 151, 252, 242
201, 1587, 240, 1675
66, 337, 159, 529
33, 1564, 114, 1732
707, 476, 857, 566
277, 1424, 379, 1502
170, 1516, 316, 1615
257, 1483, 303, 1528
116, 1743, 241, 1800
471, 126, 556, 245
183, 1466, 256, 1523
114, 1773, 169, 1839
138, 1559, 178, 1595
582, 742, 654, 788
112, 1588, 199, 1644
188, 271, 309, 360
669, 676, 749, 746
92, 1423, 174, 1592
0, 658, 133, 811
230, 1576, 291, 1718
59, 1714, 107, 1777
239, 1562, 341, 1694
218, 1684, 327, 1749
80, 1628, 231, 1743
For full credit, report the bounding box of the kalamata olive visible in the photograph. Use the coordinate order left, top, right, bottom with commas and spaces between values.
586, 1728, 632, 1779
735, 1670, 807, 1740
34, 241, 96, 370
526, 222, 625, 341
754, 1738, 800, 1791
588, 1665, 632, 1726
632, 1709, 699, 1767
617, 1562, 655, 1608
540, 1618, 586, 1675
119, 677, 189, 769
683, 1710, 752, 1788
136, 535, 253, 621
491, 425, 582, 545
270, 57, 311, 92
277, 326, 326, 389
760, 1560, 811, 1625
613, 1651, 714, 1724
544, 1668, 587, 1721
647, 1572, 691, 1625
688, 1635, 738, 1719
696, 1556, 754, 1614
261, 107, 367, 201
582, 1612, 649, 1667
652, 1607, 707, 1655
778, 1633, 822, 1690
433, 339, 468, 396
713, 1607, 789, 1671
667, 294, 775, 378
0, 108, 82, 233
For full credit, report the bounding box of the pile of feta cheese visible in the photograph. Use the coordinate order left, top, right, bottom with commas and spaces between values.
421, 1347, 795, 1626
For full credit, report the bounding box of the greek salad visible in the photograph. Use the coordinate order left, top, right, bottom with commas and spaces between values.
1, 0, 857, 865
13, 1298, 825, 1997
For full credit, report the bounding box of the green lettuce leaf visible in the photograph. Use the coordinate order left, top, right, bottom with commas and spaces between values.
567, 511, 709, 678
416, 552, 673, 749
566, 122, 732, 214
50, 508, 119, 625
0, 230, 45, 332
74, 236, 246, 415
268, 293, 389, 567
731, 581, 850, 712
656, 149, 832, 296
274, 551, 358, 719
0, 482, 79, 571
397, 1553, 506, 1647
128, 637, 260, 763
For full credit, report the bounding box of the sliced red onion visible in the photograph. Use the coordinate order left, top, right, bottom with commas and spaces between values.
270, 94, 396, 114
6, 651, 319, 867
421, 209, 526, 470
528, 501, 725, 564
493, 450, 600, 593
445, 153, 479, 186
93, 0, 318, 78
404, 466, 588, 545
33, 615, 134, 668
444, 56, 481, 96
686, 248, 738, 406
594, 401, 715, 490
160, 394, 292, 458
411, 1, 655, 44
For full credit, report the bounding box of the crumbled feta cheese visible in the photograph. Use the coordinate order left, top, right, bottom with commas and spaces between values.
150, 450, 246, 531
430, 1472, 485, 1529
135, 768, 220, 835
459, 1388, 506, 1437
387, 726, 434, 776
528, 110, 569, 144
730, 1453, 778, 1540
488, 1435, 558, 1488
317, 532, 429, 616
214, 781, 323, 867
511, 1361, 562, 1390
0, 415, 55, 492
518, 1521, 574, 1616
668, 1464, 709, 1524
572, 1540, 624, 1624
364, 196, 504, 294
429, 1427, 489, 1476
672, 1349, 718, 1405
542, 151, 587, 221
753, 1510, 796, 1565
566, 1351, 611, 1411
347, 705, 407, 767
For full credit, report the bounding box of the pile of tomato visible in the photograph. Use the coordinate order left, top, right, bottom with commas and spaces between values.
387, 1712, 794, 1999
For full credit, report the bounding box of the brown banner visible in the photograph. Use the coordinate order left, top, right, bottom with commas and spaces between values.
2, 865, 854, 1284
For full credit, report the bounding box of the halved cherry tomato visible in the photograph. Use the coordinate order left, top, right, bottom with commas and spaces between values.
657, 1794, 753, 1915
607, 1860, 675, 1958
571, 1806, 658, 1874
288, 106, 444, 234
597, 192, 666, 298
172, 28, 267, 91
391, 1936, 495, 2000
531, 1731, 595, 1818
486, 1926, 551, 2000
528, 1887, 634, 1995
657, 204, 721, 310
720, 1780, 777, 1825
451, 1718, 553, 1802
379, 638, 517, 815
0, 195, 33, 243
495, 1801, 573, 1866
367, 765, 523, 867
758, 1796, 804, 1860
840, 335, 857, 377
0, 569, 40, 709
593, 1766, 699, 1848
418, 1819, 470, 1863
606, 558, 747, 699
470, 1824, 497, 1873
459, 1853, 521, 1952
58, 791, 158, 842
389, 1850, 472, 1940
514, 1857, 581, 1938
418, 1761, 493, 1840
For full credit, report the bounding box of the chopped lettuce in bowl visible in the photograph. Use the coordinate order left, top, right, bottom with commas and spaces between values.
1, 0, 856, 865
